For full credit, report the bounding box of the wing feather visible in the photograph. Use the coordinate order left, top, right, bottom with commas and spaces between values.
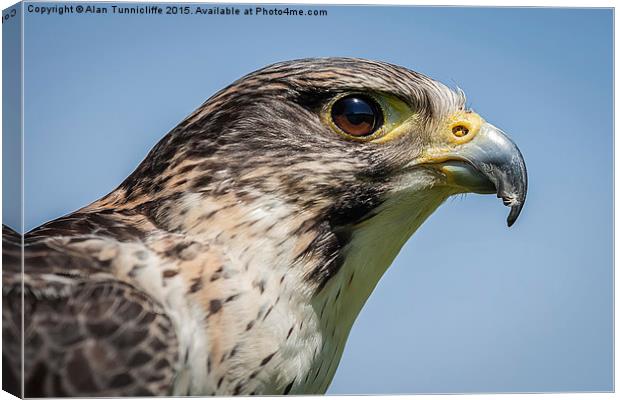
2, 218, 180, 397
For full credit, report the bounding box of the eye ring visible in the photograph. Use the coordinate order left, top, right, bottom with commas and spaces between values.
452, 125, 469, 137
330, 94, 384, 139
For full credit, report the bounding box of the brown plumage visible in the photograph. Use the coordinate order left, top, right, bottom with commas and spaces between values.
2, 58, 526, 396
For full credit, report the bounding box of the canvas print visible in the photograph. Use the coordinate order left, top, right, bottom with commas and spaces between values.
1, 2, 613, 397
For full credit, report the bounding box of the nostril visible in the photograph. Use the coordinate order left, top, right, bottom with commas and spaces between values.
452, 125, 469, 137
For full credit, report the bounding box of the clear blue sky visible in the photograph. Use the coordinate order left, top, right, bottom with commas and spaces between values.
7, 3, 613, 394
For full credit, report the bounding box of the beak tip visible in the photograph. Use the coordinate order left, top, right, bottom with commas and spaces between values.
506, 204, 523, 227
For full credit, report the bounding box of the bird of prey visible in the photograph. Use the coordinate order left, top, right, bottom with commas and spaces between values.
2, 58, 527, 397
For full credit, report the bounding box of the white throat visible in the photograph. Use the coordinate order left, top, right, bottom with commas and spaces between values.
310, 182, 452, 390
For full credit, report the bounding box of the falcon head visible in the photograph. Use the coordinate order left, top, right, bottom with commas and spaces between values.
120, 57, 527, 291
5, 58, 528, 397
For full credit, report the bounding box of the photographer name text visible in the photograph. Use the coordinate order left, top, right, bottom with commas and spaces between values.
25, 4, 328, 17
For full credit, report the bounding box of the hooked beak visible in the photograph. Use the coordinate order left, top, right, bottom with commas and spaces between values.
437, 122, 528, 227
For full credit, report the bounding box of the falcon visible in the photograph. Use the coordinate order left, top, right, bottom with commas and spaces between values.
2, 58, 527, 396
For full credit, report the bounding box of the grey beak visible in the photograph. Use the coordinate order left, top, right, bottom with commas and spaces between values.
442, 122, 528, 227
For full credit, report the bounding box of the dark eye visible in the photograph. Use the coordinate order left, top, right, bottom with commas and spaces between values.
331, 95, 383, 137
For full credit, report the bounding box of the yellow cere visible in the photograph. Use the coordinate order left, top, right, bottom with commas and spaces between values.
415, 110, 485, 165
445, 110, 483, 144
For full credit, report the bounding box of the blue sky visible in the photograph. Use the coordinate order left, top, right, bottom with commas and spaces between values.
6, 3, 613, 394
